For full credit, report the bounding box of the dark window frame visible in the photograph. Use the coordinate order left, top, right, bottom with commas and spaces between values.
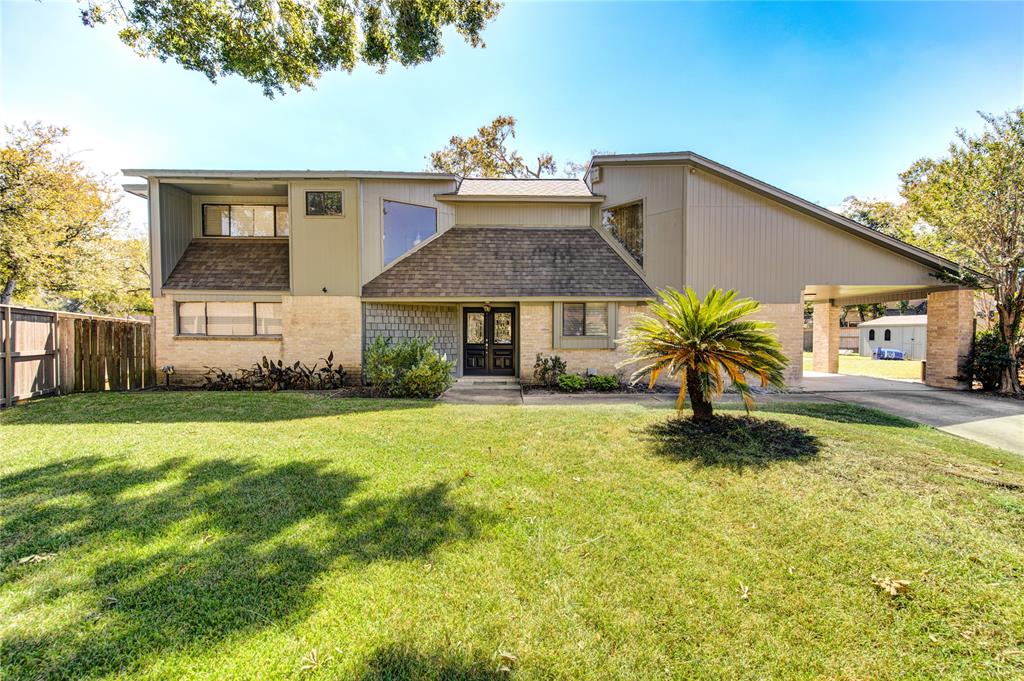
175, 301, 282, 337
382, 198, 438, 265
868, 329, 876, 341
305, 190, 344, 217
884, 329, 892, 341
562, 302, 609, 337
201, 203, 289, 237
601, 199, 644, 267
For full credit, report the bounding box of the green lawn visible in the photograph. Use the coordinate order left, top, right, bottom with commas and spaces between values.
803, 351, 925, 380
2, 394, 1022, 680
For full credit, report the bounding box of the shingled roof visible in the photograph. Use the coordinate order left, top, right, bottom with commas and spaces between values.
163, 239, 289, 290
362, 227, 653, 299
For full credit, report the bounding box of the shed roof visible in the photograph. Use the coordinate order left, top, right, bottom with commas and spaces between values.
858, 314, 928, 327
163, 240, 289, 291
362, 227, 653, 299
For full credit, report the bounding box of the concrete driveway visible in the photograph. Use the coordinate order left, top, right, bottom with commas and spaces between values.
797, 372, 1024, 455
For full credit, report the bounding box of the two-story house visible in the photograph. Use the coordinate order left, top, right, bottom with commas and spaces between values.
125, 152, 975, 390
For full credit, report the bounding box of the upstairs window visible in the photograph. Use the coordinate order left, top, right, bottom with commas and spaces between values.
383, 200, 437, 264
305, 190, 343, 216
203, 204, 289, 237
562, 303, 609, 337
602, 200, 643, 267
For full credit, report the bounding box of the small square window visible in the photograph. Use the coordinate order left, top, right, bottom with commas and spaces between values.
306, 191, 343, 216
562, 302, 609, 337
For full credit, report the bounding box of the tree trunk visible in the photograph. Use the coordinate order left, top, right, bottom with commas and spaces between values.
0, 276, 15, 305
686, 373, 714, 421
996, 301, 1022, 395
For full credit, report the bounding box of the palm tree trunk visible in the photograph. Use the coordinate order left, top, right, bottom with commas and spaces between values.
686, 374, 714, 420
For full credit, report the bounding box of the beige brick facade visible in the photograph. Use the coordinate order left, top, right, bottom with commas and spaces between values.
281, 296, 362, 381
518, 302, 646, 384
811, 302, 840, 373
926, 288, 974, 390
154, 295, 362, 385
747, 302, 805, 385
153, 296, 284, 384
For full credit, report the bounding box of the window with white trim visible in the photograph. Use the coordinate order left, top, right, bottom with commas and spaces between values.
202, 204, 289, 237
176, 302, 282, 337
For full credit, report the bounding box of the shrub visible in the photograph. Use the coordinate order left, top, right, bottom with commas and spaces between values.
203, 353, 346, 391
557, 374, 587, 392
364, 336, 455, 398
968, 330, 1014, 391
588, 374, 619, 392
533, 354, 567, 387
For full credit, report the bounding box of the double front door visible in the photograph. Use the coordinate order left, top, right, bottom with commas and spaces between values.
463, 307, 515, 376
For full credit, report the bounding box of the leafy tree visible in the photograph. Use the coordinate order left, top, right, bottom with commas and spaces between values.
82, 0, 502, 97
0, 123, 150, 316
618, 288, 788, 420
429, 115, 558, 178
900, 109, 1024, 394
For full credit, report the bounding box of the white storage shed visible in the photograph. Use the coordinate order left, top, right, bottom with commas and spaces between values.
858, 315, 928, 360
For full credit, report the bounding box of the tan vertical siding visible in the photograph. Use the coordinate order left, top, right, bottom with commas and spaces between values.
360, 179, 457, 285
684, 171, 938, 303
590, 165, 685, 291
158, 184, 192, 285
454, 202, 591, 227
289, 180, 360, 296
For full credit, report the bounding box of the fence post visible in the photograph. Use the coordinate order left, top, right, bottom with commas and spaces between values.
2, 306, 10, 407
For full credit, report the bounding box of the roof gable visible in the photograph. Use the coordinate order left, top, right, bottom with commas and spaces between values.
362, 227, 653, 299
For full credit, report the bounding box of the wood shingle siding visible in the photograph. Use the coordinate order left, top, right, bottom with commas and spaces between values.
361, 227, 654, 299
163, 240, 289, 291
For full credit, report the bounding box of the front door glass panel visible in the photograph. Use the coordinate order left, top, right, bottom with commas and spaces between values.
494, 312, 512, 344
466, 313, 485, 344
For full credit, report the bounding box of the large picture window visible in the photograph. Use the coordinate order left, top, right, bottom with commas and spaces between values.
601, 201, 643, 266
562, 303, 609, 337
383, 200, 437, 264
176, 302, 282, 337
202, 204, 289, 237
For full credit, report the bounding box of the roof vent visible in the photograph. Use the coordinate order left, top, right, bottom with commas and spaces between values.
588, 166, 601, 184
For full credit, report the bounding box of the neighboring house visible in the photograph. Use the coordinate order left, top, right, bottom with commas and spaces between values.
124, 152, 976, 390
858, 315, 928, 360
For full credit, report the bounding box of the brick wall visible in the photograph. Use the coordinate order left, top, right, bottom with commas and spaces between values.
281, 296, 362, 383
362, 303, 459, 362
152, 296, 283, 384
748, 302, 804, 385
926, 289, 974, 390
811, 302, 840, 373
518, 302, 649, 384
153, 295, 362, 385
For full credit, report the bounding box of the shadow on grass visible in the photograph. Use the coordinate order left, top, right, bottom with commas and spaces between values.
1, 390, 439, 425
354, 643, 509, 680
760, 401, 920, 427
642, 415, 820, 469
1, 455, 492, 679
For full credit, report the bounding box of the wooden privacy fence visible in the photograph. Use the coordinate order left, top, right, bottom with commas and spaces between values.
1, 305, 155, 407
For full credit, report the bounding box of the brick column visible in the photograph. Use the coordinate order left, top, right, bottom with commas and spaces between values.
811, 301, 840, 373
925, 289, 974, 390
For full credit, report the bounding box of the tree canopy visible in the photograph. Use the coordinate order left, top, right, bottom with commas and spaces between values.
0, 122, 151, 315
81, 0, 502, 96
428, 115, 558, 179
900, 109, 1024, 393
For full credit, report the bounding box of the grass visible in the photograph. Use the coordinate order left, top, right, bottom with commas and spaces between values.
803, 351, 925, 380
2, 393, 1023, 680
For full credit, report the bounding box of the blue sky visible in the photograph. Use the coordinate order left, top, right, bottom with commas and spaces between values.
2, 1, 1022, 232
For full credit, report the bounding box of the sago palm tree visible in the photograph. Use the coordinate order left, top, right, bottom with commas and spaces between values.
618, 287, 789, 420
